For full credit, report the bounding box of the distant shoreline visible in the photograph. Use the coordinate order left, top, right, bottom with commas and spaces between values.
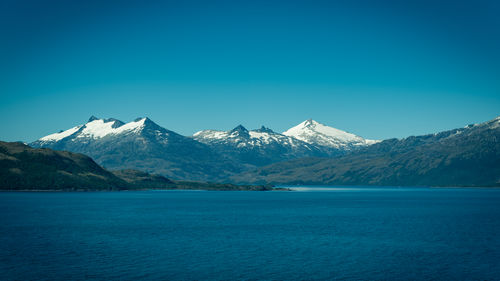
2, 186, 499, 192
0, 187, 292, 192
277, 185, 500, 189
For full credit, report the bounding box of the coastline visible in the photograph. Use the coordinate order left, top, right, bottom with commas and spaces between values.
0, 186, 291, 192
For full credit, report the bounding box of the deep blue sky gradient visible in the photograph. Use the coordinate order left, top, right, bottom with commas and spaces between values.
1, 0, 499, 142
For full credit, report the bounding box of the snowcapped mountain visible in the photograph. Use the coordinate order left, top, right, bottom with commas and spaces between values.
30, 116, 381, 181
283, 119, 379, 151
27, 115, 500, 185
193, 125, 325, 166
35, 116, 144, 146
31, 116, 241, 181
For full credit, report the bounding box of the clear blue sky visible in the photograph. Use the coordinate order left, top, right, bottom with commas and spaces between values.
1, 0, 499, 142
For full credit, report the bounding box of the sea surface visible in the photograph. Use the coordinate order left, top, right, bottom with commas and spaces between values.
1, 187, 500, 280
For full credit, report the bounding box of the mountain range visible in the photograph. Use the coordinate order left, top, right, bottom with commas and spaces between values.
233, 117, 500, 187
28, 115, 500, 187
31, 116, 240, 181
31, 117, 374, 181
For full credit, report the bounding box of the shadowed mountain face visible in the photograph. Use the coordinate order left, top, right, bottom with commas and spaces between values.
31, 117, 242, 181
232, 117, 500, 187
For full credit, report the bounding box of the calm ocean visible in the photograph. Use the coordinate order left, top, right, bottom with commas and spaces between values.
1, 187, 499, 280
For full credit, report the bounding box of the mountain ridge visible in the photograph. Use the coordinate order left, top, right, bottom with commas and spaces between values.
232, 116, 500, 187
193, 124, 326, 167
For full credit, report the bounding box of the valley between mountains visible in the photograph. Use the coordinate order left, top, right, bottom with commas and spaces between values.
28, 116, 500, 187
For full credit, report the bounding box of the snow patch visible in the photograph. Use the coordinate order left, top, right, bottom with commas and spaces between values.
364, 139, 381, 145
249, 131, 271, 143
194, 130, 229, 140
40, 125, 82, 141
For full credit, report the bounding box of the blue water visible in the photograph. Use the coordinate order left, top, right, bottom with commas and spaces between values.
1, 187, 500, 280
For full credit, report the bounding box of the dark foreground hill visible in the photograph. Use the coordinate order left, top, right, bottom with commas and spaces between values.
0, 141, 127, 190
0, 142, 273, 191
233, 117, 500, 187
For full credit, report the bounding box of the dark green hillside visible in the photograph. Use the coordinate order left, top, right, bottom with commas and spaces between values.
0, 141, 127, 190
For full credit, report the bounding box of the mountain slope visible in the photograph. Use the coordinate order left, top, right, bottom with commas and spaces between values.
233, 117, 500, 187
283, 119, 379, 152
31, 116, 241, 181
193, 125, 325, 167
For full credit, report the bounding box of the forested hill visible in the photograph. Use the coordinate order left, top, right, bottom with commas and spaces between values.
0, 141, 128, 190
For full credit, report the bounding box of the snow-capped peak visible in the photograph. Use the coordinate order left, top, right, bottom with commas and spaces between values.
231, 125, 248, 133
284, 119, 361, 142
37, 117, 150, 143
77, 117, 146, 139
283, 119, 379, 149
88, 115, 99, 122
303, 119, 316, 127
